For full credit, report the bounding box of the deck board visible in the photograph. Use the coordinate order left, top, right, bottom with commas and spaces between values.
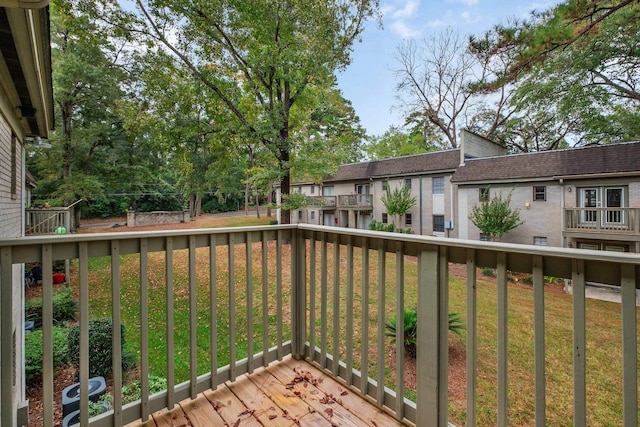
127, 356, 409, 427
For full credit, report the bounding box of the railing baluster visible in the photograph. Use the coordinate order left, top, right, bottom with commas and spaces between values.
621, 264, 637, 427
497, 251, 508, 427
332, 235, 340, 376
395, 242, 404, 420
140, 238, 150, 421
78, 242, 90, 427
376, 239, 386, 406
309, 234, 317, 361
209, 235, 218, 389
292, 227, 307, 359
165, 237, 175, 408
361, 238, 370, 396
112, 241, 123, 426
276, 230, 283, 360
345, 235, 354, 386
320, 234, 328, 370
246, 233, 254, 373
532, 255, 546, 427
228, 233, 236, 381
189, 235, 197, 398
572, 259, 586, 426
262, 232, 269, 367
466, 249, 477, 427
41, 245, 53, 427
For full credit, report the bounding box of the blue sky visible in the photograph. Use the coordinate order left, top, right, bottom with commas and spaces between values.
336, 0, 560, 137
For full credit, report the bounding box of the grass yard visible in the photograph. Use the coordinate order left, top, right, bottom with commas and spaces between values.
68, 216, 639, 426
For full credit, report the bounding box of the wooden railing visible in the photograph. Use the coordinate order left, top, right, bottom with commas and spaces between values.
564, 207, 640, 234
1, 225, 638, 426
338, 194, 373, 208
309, 196, 337, 208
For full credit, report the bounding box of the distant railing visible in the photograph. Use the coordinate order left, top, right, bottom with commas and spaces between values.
564, 207, 640, 234
338, 194, 373, 208
1, 225, 638, 426
25, 208, 71, 235
309, 196, 336, 208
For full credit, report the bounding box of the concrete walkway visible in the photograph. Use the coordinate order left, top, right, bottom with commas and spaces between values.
565, 282, 640, 306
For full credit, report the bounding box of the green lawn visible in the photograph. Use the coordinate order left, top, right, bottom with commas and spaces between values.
70, 218, 639, 426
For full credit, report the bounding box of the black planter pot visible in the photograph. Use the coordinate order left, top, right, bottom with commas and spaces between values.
61, 376, 107, 418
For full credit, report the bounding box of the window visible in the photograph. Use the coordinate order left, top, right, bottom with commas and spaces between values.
297, 187, 302, 194
11, 134, 17, 199
405, 213, 412, 225
479, 233, 488, 241
433, 215, 444, 232
310, 185, 315, 194
479, 187, 490, 202
382, 213, 388, 224
432, 177, 444, 194
298, 210, 302, 220
533, 186, 546, 201
382, 181, 388, 191
310, 211, 315, 220
405, 178, 412, 189
533, 236, 548, 246
356, 183, 370, 194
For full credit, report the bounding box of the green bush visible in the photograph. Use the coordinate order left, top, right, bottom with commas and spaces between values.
385, 309, 465, 359
481, 267, 496, 277
25, 286, 78, 329
25, 326, 69, 382
269, 220, 278, 225
67, 318, 135, 378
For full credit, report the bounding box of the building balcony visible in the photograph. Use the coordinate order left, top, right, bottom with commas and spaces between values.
309, 196, 337, 209
564, 207, 640, 238
1, 225, 638, 426
337, 194, 373, 209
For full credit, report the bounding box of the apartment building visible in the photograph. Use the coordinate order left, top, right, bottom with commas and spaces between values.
286, 133, 640, 254
453, 141, 640, 253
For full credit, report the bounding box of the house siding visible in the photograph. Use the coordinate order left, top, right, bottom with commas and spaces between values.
0, 115, 23, 238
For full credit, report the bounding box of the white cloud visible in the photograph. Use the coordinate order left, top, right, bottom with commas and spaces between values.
389, 20, 422, 38
392, 0, 420, 19
446, 0, 479, 5
383, 0, 422, 38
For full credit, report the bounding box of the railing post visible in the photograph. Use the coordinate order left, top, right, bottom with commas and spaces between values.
291, 228, 307, 359
1, 247, 16, 427
416, 245, 445, 426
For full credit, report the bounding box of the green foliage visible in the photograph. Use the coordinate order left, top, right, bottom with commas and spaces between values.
481, 267, 496, 277
25, 286, 78, 329
369, 220, 413, 234
469, 191, 523, 241
385, 308, 417, 358
122, 376, 167, 403
385, 308, 465, 358
365, 125, 436, 160
280, 193, 314, 211
67, 318, 135, 378
380, 182, 417, 229
25, 327, 69, 382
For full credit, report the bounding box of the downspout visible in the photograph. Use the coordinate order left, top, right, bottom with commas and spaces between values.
560, 178, 565, 247
450, 174, 454, 238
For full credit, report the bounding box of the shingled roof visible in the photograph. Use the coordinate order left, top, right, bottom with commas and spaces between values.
451, 141, 640, 183
324, 149, 460, 183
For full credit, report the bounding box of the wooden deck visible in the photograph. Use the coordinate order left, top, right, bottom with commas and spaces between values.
128, 356, 409, 427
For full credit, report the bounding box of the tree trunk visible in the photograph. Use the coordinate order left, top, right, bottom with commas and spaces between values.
255, 195, 260, 218
245, 182, 250, 215
266, 189, 273, 217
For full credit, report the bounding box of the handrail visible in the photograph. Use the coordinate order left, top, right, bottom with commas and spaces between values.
1, 225, 638, 426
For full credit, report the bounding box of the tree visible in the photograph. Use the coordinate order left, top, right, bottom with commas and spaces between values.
470, 1, 640, 146
364, 125, 436, 160
469, 191, 523, 241
127, 0, 380, 224
380, 182, 416, 228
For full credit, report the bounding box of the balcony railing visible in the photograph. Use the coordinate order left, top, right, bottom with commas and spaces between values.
564, 207, 640, 234
338, 194, 373, 208
1, 225, 638, 426
310, 195, 337, 208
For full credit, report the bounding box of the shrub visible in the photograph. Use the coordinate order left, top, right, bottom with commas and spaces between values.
269, 220, 279, 225
25, 286, 78, 329
25, 326, 69, 382
67, 318, 135, 378
385, 309, 465, 359
481, 267, 496, 277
